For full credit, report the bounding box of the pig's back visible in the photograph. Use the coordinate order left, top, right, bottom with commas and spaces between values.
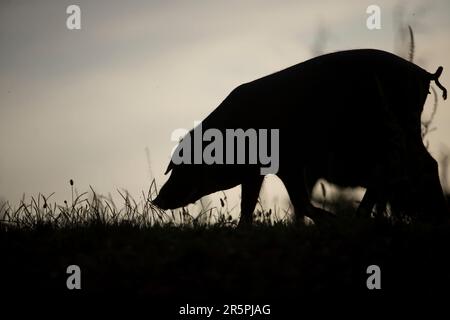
201, 49, 429, 131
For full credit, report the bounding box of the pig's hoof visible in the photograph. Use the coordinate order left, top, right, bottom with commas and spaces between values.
292, 215, 307, 226
237, 217, 253, 228
307, 207, 337, 226
356, 206, 371, 218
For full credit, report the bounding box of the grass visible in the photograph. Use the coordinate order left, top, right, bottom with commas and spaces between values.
1, 180, 450, 302
0, 179, 278, 230
2, 215, 450, 301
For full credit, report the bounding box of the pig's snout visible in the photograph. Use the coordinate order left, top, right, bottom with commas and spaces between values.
152, 195, 170, 210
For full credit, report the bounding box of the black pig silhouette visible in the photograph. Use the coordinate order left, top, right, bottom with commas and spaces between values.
153, 49, 448, 225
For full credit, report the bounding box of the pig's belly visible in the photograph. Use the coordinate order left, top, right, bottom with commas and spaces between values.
306, 146, 381, 189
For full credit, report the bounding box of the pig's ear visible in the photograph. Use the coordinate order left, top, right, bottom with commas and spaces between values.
164, 161, 174, 175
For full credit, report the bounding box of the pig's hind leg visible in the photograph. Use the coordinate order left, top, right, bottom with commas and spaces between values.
278, 170, 336, 225
238, 175, 265, 226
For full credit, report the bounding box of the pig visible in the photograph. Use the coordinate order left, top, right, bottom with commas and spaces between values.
153, 49, 448, 225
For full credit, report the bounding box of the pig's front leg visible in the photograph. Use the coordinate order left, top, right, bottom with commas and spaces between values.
238, 175, 265, 226
357, 187, 383, 218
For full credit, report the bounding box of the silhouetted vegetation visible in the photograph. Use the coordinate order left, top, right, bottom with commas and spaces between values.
1, 179, 450, 300
2, 213, 450, 300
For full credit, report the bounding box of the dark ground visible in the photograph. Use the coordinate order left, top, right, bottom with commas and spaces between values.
2, 217, 450, 306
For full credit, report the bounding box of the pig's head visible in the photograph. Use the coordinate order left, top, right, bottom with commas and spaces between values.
153, 159, 240, 210
152, 161, 207, 210
152, 124, 249, 210
153, 128, 211, 210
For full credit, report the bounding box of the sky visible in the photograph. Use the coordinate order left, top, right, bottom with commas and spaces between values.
1, 0, 450, 211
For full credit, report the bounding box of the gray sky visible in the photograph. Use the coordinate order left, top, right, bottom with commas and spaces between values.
1, 0, 450, 208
